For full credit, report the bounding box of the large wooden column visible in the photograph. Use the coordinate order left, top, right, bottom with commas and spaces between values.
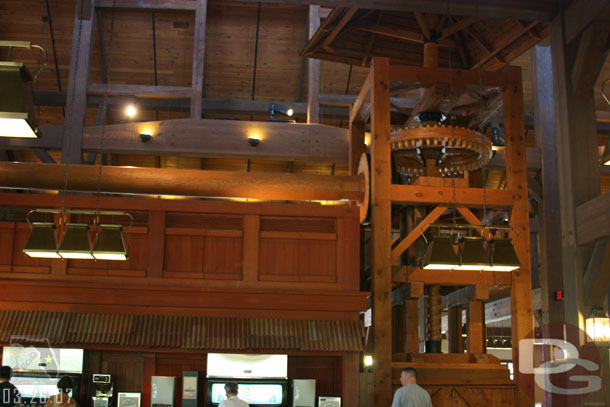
503, 66, 535, 406
370, 56, 392, 407
548, 3, 609, 405
307, 5, 320, 124
530, 45, 566, 325
190, 0, 207, 118
62, 0, 96, 164
550, 3, 604, 334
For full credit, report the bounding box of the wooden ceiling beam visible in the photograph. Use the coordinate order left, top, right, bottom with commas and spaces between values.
350, 70, 372, 123
88, 83, 193, 98
321, 8, 358, 50
439, 16, 478, 40
392, 266, 512, 286
95, 0, 197, 11
576, 191, 610, 245
583, 237, 610, 306
356, 24, 457, 47
235, 0, 557, 21
463, 26, 504, 66
571, 22, 610, 98
82, 119, 348, 163
471, 21, 540, 69
414, 12, 431, 39
564, 0, 610, 44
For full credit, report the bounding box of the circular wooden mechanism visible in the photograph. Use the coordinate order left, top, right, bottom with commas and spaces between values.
391, 123, 493, 176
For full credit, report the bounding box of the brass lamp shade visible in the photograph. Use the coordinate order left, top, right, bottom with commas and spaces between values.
488, 238, 521, 271
58, 223, 93, 259
23, 222, 60, 258
0, 62, 38, 138
93, 225, 128, 261
422, 236, 459, 270
454, 237, 490, 270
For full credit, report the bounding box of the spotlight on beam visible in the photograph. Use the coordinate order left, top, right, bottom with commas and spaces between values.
268, 103, 294, 122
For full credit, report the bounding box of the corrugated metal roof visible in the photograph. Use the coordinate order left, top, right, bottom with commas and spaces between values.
0, 311, 364, 352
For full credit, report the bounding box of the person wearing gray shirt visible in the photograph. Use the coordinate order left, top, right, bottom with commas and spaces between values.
391, 368, 432, 407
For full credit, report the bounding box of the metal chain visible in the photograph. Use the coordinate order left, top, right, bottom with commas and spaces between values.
95, 0, 118, 217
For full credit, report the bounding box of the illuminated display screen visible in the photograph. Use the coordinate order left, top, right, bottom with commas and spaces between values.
210, 383, 283, 405
11, 377, 66, 400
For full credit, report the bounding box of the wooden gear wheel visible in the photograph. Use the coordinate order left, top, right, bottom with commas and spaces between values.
391, 124, 493, 176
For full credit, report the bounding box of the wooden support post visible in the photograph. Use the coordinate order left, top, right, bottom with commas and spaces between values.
531, 45, 566, 327
550, 7, 602, 338
342, 352, 360, 407
503, 66, 534, 402
307, 5, 320, 124
448, 305, 463, 353
190, 0, 207, 118
349, 121, 366, 175
405, 299, 419, 353
426, 285, 442, 353
467, 300, 485, 354
62, 0, 96, 164
370, 56, 391, 407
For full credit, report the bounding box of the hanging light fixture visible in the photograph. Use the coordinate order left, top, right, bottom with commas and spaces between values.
23, 209, 132, 260
422, 236, 459, 270
92, 224, 128, 260
487, 238, 521, 271
0, 41, 47, 138
585, 308, 610, 343
454, 237, 490, 270
23, 222, 60, 258
58, 223, 94, 259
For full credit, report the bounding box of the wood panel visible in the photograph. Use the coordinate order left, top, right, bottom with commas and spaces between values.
203, 236, 242, 279
259, 238, 298, 279
298, 239, 336, 280
155, 353, 207, 407
99, 351, 145, 393
288, 356, 340, 398
423, 386, 517, 407
0, 223, 15, 266
164, 233, 204, 275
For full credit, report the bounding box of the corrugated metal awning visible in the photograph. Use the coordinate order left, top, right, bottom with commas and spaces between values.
0, 310, 364, 352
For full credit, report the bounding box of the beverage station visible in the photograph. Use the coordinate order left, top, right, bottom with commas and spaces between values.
2, 347, 335, 407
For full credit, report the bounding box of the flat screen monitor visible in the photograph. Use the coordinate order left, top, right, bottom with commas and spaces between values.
10, 377, 64, 400
208, 381, 285, 406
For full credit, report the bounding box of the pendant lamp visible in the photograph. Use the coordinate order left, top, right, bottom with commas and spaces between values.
487, 238, 521, 271
422, 236, 459, 270
23, 222, 60, 258
58, 223, 93, 259
92, 225, 128, 260
454, 237, 490, 270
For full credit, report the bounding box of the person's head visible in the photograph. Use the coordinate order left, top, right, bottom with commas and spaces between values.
400, 367, 417, 386
57, 376, 73, 394
0, 366, 12, 381
224, 382, 238, 397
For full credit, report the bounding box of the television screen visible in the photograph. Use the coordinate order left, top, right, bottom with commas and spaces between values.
11, 377, 65, 400
210, 383, 283, 405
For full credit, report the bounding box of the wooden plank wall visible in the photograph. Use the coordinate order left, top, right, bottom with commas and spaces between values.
0, 193, 364, 319
0, 1, 369, 127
